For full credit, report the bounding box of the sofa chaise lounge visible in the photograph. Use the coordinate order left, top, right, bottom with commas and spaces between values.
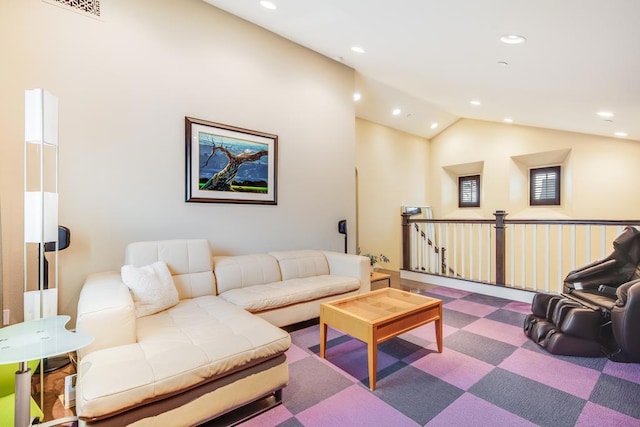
75, 239, 369, 426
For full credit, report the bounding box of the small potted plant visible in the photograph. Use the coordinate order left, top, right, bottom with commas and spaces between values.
358, 249, 390, 275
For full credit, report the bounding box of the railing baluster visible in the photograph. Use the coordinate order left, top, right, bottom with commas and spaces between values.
477, 223, 482, 282
437, 223, 442, 274
533, 224, 538, 292
585, 225, 591, 265
571, 225, 576, 271
461, 224, 466, 278
521, 225, 526, 289
544, 224, 550, 293
453, 224, 457, 278
600, 226, 606, 259
469, 224, 473, 279
557, 225, 563, 294
509, 224, 515, 289
445, 224, 450, 276
486, 224, 491, 284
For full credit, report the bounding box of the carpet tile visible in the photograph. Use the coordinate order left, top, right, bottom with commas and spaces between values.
440, 307, 478, 328
499, 347, 600, 399
485, 306, 529, 326
283, 356, 355, 414
588, 374, 640, 419
424, 286, 469, 299
295, 384, 418, 427
426, 392, 537, 427
468, 368, 586, 427
372, 365, 464, 425
238, 285, 640, 426
602, 359, 640, 383
503, 300, 533, 314
402, 321, 458, 344
460, 292, 513, 307
444, 298, 498, 317
574, 402, 640, 427
413, 346, 494, 391
462, 317, 530, 347
444, 329, 518, 365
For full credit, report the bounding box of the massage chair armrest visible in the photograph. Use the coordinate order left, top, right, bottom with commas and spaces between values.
322, 250, 371, 293
611, 278, 640, 361
615, 278, 640, 308
76, 271, 136, 359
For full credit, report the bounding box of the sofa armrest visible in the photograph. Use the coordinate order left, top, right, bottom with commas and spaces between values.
322, 251, 371, 293
76, 271, 136, 359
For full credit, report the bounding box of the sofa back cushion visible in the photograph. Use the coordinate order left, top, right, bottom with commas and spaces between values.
125, 239, 215, 299
213, 254, 282, 294
269, 250, 329, 281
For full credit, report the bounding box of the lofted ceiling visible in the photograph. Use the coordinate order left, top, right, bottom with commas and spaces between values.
203, 0, 640, 141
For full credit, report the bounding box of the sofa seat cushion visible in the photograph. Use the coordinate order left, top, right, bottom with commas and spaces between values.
218, 275, 361, 313
76, 295, 290, 419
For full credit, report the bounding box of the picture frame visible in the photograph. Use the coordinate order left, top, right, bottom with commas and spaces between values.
185, 117, 278, 204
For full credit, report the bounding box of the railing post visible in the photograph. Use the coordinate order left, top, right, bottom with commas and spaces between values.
402, 213, 411, 270
494, 210, 507, 285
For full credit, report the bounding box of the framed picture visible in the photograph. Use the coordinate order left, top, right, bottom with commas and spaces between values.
185, 117, 278, 204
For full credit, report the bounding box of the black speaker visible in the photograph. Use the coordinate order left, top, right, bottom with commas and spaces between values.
338, 220, 347, 235
44, 226, 70, 252
338, 220, 347, 253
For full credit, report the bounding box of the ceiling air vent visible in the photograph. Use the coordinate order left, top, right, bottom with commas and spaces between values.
45, 0, 101, 18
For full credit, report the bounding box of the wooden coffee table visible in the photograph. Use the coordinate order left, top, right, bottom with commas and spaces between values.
320, 288, 442, 390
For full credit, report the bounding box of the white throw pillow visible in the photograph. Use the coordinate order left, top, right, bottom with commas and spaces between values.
121, 261, 179, 318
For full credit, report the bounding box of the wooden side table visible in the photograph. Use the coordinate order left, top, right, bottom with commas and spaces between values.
370, 271, 391, 288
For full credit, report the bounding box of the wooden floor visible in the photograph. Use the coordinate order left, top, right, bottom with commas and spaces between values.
31, 358, 77, 424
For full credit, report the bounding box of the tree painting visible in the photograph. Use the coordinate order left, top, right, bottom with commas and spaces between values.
198, 131, 269, 194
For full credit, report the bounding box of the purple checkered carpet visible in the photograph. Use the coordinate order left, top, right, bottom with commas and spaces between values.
240, 286, 640, 426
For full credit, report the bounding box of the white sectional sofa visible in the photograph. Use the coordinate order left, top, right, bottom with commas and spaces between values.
75, 239, 369, 426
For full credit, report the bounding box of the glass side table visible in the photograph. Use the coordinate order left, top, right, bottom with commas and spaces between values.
0, 315, 93, 427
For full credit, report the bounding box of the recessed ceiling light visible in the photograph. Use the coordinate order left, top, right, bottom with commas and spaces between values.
392, 108, 401, 116
504, 118, 513, 123
470, 100, 481, 106
351, 46, 365, 54
259, 1, 277, 10
597, 111, 614, 118
497, 61, 509, 67
500, 34, 526, 44
430, 122, 439, 129
353, 92, 361, 101
614, 131, 628, 137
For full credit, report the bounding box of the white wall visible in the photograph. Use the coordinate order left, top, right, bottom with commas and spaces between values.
355, 118, 430, 271
0, 0, 356, 322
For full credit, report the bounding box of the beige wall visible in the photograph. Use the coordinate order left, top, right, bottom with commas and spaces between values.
0, 0, 356, 323
355, 118, 430, 271
430, 118, 640, 219
356, 117, 640, 275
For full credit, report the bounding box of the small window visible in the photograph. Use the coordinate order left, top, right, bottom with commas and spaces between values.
530, 166, 561, 206
459, 175, 480, 208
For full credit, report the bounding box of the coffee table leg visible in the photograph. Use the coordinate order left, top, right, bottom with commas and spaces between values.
367, 340, 377, 390
320, 321, 327, 358
435, 317, 443, 353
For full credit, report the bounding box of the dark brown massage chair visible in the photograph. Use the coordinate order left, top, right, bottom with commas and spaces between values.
524, 226, 640, 362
